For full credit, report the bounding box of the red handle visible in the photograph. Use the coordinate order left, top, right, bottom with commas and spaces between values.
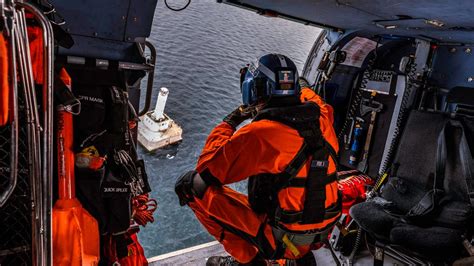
57, 69, 75, 200
0, 34, 10, 126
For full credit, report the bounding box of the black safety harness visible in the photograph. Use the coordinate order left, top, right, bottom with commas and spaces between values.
252, 102, 341, 226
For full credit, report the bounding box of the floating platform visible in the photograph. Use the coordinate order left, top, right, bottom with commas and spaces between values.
138, 87, 183, 151
137, 113, 183, 152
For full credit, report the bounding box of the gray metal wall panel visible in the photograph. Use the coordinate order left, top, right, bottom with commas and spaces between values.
223, 0, 474, 44
52, 0, 158, 60
53, 0, 130, 41
430, 45, 474, 90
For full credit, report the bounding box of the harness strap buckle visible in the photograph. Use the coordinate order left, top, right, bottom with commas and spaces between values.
311, 160, 329, 169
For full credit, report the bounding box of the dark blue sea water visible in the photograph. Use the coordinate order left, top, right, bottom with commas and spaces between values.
138, 0, 321, 257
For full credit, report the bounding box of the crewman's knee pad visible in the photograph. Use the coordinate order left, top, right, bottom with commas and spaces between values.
192, 173, 208, 199
175, 170, 209, 206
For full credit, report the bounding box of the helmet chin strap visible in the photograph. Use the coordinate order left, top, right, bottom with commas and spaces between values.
264, 96, 300, 109
249, 97, 299, 119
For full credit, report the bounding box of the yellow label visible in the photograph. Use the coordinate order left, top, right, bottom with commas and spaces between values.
80, 145, 100, 157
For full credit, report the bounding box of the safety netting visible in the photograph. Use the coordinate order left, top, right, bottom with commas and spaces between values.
0, 97, 33, 265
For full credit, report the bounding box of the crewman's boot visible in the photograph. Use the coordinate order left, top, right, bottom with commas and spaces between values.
295, 252, 317, 266
274, 252, 317, 266
206, 256, 240, 266
206, 255, 267, 266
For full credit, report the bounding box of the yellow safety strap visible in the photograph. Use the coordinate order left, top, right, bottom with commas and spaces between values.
282, 234, 300, 257
374, 172, 389, 191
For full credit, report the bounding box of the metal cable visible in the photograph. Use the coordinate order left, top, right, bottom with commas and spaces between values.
346, 228, 362, 265
377, 60, 417, 176
164, 0, 191, 11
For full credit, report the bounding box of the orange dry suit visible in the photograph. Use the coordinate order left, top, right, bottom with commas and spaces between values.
189, 88, 341, 263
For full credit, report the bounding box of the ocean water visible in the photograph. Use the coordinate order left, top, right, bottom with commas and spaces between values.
138, 0, 321, 257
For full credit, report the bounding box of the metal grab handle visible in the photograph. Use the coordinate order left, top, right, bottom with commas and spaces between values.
15, 2, 55, 266
13, 5, 44, 266
0, 0, 19, 208
139, 41, 157, 116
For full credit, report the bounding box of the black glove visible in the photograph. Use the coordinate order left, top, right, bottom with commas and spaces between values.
223, 105, 252, 129
175, 170, 197, 206
298, 77, 311, 89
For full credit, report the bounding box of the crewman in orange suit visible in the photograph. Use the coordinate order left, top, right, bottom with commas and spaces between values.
175, 54, 341, 266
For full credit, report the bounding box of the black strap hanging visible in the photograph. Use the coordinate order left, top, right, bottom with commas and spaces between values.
302, 139, 330, 224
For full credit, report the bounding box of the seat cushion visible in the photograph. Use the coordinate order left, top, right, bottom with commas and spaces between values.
390, 223, 464, 260
349, 201, 400, 241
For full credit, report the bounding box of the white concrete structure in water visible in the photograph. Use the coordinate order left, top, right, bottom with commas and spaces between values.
138, 87, 183, 151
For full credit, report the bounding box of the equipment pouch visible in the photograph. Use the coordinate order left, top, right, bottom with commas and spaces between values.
102, 168, 132, 234
248, 174, 278, 215
106, 86, 129, 135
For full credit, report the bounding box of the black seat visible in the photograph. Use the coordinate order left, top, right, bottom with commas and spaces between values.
350, 110, 474, 263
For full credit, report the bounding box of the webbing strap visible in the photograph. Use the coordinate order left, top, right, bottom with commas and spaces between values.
271, 226, 328, 246
302, 141, 330, 224
274, 131, 339, 224
274, 144, 312, 190
286, 173, 337, 188
275, 196, 342, 224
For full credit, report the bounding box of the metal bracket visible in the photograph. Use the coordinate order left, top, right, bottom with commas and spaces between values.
138, 41, 157, 116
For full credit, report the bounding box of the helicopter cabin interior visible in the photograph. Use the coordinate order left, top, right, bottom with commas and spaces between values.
221, 0, 474, 264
